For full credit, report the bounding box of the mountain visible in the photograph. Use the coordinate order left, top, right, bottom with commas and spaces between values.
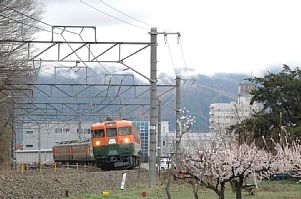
160, 73, 249, 132
33, 70, 249, 132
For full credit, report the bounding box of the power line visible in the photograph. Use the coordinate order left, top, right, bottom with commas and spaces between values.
99, 0, 153, 28
0, 2, 52, 28
0, 3, 79, 35
80, 0, 148, 30
0, 13, 52, 33
166, 37, 178, 76
178, 37, 190, 79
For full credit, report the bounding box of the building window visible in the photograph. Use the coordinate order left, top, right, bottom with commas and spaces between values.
55, 128, 62, 134
26, 131, 33, 134
26, 145, 33, 148
84, 128, 90, 134
63, 128, 70, 133
162, 140, 166, 147
77, 128, 91, 134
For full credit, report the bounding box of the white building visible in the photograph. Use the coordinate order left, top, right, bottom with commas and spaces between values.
209, 83, 262, 133
23, 121, 92, 150
160, 131, 214, 157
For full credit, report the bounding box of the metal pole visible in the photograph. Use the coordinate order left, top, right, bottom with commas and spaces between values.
10, 107, 16, 169
175, 76, 181, 166
38, 122, 41, 166
149, 27, 157, 187
78, 120, 82, 141
157, 99, 161, 177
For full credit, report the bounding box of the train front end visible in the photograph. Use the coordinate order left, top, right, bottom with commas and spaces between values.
91, 120, 141, 170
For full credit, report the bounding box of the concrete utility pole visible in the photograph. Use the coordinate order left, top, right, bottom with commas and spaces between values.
10, 107, 16, 168
149, 27, 158, 188
78, 121, 82, 141
157, 99, 161, 175
38, 122, 41, 166
175, 76, 181, 166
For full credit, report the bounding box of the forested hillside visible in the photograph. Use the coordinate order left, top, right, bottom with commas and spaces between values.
36, 70, 248, 131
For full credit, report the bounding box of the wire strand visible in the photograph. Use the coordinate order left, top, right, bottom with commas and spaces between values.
0, 3, 79, 35
80, 0, 148, 30
0, 13, 52, 33
99, 0, 153, 28
166, 37, 178, 76
178, 37, 190, 79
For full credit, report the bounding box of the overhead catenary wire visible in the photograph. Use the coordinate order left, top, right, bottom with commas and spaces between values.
99, 0, 154, 28
166, 37, 178, 77
80, 0, 148, 31
178, 37, 190, 79
0, 13, 52, 33
0, 2, 79, 35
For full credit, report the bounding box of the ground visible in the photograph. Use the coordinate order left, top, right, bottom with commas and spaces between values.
0, 166, 300, 199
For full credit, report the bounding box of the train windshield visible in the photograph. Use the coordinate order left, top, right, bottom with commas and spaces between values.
118, 127, 131, 136
94, 129, 104, 138
106, 128, 117, 137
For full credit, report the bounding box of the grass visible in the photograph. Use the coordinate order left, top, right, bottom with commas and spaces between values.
67, 180, 301, 199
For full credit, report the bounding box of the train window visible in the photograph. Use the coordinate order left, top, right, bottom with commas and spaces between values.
94, 129, 104, 138
106, 128, 117, 137
118, 127, 131, 136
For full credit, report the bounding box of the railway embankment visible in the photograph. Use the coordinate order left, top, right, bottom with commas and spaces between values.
0, 167, 148, 198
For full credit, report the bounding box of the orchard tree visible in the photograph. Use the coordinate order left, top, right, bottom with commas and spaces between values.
165, 107, 196, 199
180, 134, 297, 199
273, 137, 301, 179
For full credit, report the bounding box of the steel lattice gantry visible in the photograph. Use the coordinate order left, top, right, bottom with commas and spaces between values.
0, 39, 151, 63
0, 37, 155, 122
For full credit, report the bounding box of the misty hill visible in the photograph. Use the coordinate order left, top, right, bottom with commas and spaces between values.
34, 69, 249, 131
162, 73, 249, 131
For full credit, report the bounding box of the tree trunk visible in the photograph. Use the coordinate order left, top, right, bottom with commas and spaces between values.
165, 168, 172, 199
189, 179, 199, 199
235, 176, 244, 199
219, 182, 225, 199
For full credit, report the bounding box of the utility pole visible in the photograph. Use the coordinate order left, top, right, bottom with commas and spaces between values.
10, 106, 16, 169
157, 99, 161, 177
175, 76, 181, 167
78, 120, 82, 141
38, 122, 41, 166
149, 27, 158, 188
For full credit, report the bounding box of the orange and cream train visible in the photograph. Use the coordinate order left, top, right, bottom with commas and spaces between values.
91, 120, 142, 170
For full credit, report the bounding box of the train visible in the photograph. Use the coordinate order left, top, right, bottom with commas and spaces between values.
91, 120, 142, 170
52, 140, 95, 164
52, 120, 142, 170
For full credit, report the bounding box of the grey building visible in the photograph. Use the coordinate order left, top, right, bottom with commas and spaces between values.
23, 121, 92, 150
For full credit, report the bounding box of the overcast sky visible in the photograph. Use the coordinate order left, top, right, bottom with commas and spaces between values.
37, 0, 301, 77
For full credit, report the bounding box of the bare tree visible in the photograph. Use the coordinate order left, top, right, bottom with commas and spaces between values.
0, 0, 43, 166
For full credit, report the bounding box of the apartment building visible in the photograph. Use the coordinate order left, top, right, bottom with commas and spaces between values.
209, 83, 261, 133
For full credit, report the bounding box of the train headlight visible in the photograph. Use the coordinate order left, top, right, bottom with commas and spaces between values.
124, 138, 129, 143
96, 141, 100, 146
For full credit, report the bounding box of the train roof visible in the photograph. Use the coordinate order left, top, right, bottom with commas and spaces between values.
91, 120, 133, 129
53, 139, 90, 146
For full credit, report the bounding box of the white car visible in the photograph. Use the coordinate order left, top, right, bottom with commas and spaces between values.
156, 158, 175, 170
